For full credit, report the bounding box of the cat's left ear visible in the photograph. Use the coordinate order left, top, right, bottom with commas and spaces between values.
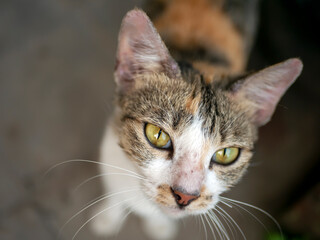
228, 58, 303, 126
115, 9, 181, 93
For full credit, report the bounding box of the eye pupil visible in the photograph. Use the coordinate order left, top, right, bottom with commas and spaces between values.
145, 123, 172, 149
157, 129, 162, 139
211, 147, 240, 166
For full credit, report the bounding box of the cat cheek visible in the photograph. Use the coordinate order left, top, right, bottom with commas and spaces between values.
204, 171, 228, 202
142, 158, 171, 185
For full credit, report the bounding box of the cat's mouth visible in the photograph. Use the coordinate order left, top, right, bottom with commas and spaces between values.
160, 205, 188, 218
159, 203, 211, 218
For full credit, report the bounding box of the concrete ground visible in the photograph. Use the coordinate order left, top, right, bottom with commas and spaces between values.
1, 0, 319, 240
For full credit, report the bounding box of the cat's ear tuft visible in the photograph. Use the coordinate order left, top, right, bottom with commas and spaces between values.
115, 9, 181, 93
229, 58, 303, 126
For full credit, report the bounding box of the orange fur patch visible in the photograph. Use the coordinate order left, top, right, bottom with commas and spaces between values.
154, 0, 245, 75
185, 91, 201, 114
156, 184, 176, 207
192, 61, 229, 84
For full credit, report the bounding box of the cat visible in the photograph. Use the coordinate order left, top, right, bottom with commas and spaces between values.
90, 0, 303, 239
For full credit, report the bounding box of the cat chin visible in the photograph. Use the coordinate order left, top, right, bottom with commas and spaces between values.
159, 205, 210, 219
160, 206, 190, 218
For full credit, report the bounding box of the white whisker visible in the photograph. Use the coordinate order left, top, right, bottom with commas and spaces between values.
204, 212, 218, 240
200, 214, 208, 240
115, 198, 146, 238
44, 159, 144, 178
224, 200, 270, 234
208, 210, 229, 240
72, 196, 137, 240
72, 172, 146, 193
216, 205, 246, 240
220, 197, 283, 239
213, 207, 236, 240
59, 188, 140, 238
180, 217, 187, 229
195, 215, 201, 235
219, 200, 233, 209
213, 211, 229, 240
80, 187, 141, 214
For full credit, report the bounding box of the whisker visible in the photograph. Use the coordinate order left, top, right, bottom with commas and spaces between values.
200, 214, 208, 240
79, 187, 141, 215
72, 196, 137, 240
206, 212, 220, 239
204, 212, 218, 240
44, 159, 144, 178
213, 207, 236, 240
180, 217, 187, 229
216, 205, 246, 240
115, 198, 146, 238
224, 200, 270, 235
208, 210, 229, 240
220, 199, 246, 219
72, 172, 146, 193
59, 188, 140, 238
212, 210, 229, 240
220, 197, 283, 239
219, 200, 233, 209
195, 215, 201, 235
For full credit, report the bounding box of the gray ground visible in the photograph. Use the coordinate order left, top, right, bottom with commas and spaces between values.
1, 0, 319, 240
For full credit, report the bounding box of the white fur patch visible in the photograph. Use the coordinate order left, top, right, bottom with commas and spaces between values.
169, 117, 206, 193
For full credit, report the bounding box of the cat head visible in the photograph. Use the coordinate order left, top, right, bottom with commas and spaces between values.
113, 9, 303, 218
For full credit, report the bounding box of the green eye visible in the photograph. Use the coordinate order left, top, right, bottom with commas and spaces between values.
212, 147, 240, 165
145, 123, 172, 149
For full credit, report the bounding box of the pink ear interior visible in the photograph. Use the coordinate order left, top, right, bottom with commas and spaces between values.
233, 58, 303, 126
115, 9, 180, 93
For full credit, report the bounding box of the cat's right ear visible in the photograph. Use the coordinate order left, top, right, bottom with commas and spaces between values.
114, 9, 181, 93
228, 58, 303, 126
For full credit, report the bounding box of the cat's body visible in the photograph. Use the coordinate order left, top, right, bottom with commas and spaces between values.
91, 1, 303, 239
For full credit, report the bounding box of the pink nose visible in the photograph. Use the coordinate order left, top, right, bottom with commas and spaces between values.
171, 187, 200, 207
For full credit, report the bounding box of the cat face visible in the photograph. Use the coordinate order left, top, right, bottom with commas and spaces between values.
117, 73, 256, 217
113, 10, 302, 218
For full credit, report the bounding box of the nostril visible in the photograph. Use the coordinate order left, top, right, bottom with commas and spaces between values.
174, 192, 182, 201
170, 187, 200, 207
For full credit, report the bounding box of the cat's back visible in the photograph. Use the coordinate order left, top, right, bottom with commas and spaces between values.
144, 0, 259, 81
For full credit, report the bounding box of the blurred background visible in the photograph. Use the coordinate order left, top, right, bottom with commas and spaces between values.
0, 0, 319, 239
